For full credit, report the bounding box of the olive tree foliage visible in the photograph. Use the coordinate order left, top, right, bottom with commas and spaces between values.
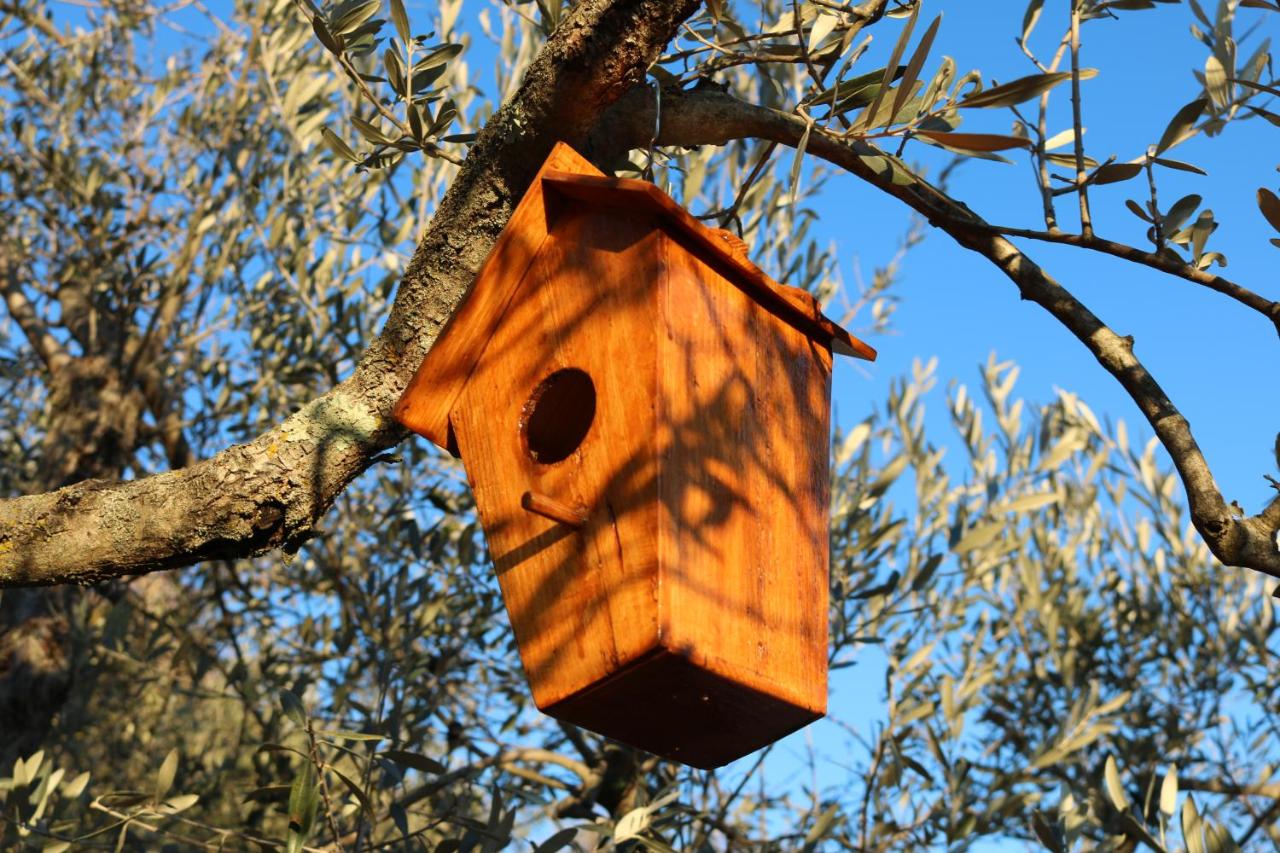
1, 0, 1279, 849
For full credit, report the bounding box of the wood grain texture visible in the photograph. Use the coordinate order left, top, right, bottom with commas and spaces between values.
450, 206, 665, 712
654, 228, 833, 724
395, 142, 858, 767
540, 171, 876, 361
393, 143, 605, 449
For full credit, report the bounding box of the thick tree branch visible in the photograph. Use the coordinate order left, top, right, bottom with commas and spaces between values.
0, 0, 701, 588
599, 86, 1280, 577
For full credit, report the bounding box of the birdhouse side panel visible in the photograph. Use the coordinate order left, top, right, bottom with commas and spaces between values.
450, 206, 667, 711
655, 231, 833, 716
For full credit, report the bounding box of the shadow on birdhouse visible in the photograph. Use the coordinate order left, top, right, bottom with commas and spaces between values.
395, 142, 875, 769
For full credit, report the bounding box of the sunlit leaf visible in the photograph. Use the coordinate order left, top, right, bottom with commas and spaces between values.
1160, 765, 1178, 816
959, 70, 1095, 109
1152, 157, 1207, 175
1104, 756, 1128, 812
915, 131, 1031, 152
1256, 187, 1280, 233
1090, 162, 1143, 185
390, 0, 410, 45
1021, 0, 1045, 45
1155, 98, 1207, 153
153, 749, 178, 802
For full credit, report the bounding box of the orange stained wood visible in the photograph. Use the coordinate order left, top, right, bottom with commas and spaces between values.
393, 143, 607, 450
449, 206, 665, 711
393, 141, 876, 768
654, 227, 831, 721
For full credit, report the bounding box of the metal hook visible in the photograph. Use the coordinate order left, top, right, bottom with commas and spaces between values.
643, 74, 661, 182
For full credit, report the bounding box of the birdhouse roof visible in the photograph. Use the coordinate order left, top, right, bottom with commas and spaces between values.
395, 142, 876, 450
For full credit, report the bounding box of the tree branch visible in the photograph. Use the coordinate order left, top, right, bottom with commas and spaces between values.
1, 253, 71, 374
976, 223, 1280, 334
0, 0, 702, 588
599, 86, 1280, 578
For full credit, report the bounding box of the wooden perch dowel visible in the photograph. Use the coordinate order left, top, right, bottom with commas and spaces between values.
520, 491, 588, 527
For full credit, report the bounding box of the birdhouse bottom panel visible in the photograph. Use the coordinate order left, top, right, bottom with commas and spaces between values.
543, 647, 822, 769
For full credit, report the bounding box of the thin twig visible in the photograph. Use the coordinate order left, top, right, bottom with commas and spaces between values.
1068, 0, 1092, 237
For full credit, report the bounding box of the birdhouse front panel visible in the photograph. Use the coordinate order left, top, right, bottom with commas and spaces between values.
448, 203, 668, 711
394, 141, 876, 770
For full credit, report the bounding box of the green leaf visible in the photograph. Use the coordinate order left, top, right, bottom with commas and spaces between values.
333, 0, 380, 35
351, 115, 397, 145
1043, 127, 1079, 150
1126, 199, 1153, 222
801, 66, 906, 111
243, 784, 292, 803
952, 522, 1002, 553
407, 104, 425, 142
999, 491, 1061, 514
381, 749, 445, 774
1104, 756, 1128, 812
1188, 209, 1217, 259
1256, 188, 1280, 233
1046, 151, 1099, 169
1164, 194, 1202, 233
390, 0, 410, 45
320, 127, 361, 163
788, 118, 813, 208
154, 749, 179, 802
328, 765, 373, 816
279, 689, 308, 726
1153, 157, 1207, 175
384, 48, 406, 96
534, 828, 580, 853
1155, 98, 1207, 153
161, 794, 200, 814
1090, 162, 1143, 185
429, 99, 458, 136
1021, 0, 1045, 45
1029, 813, 1065, 853
311, 16, 345, 54
804, 803, 840, 845
807, 11, 838, 52
99, 790, 150, 808
1159, 764, 1178, 816
915, 131, 1031, 152
1232, 77, 1280, 98
858, 1, 919, 130
1182, 795, 1205, 853
892, 14, 942, 121
316, 729, 386, 742
62, 771, 90, 800
1204, 53, 1229, 109
959, 70, 1095, 109
415, 43, 463, 71
286, 764, 320, 853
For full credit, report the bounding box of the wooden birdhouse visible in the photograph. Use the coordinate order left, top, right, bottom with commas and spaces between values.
394, 142, 875, 768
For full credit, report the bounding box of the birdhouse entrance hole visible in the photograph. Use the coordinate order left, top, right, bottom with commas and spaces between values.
521, 368, 596, 464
